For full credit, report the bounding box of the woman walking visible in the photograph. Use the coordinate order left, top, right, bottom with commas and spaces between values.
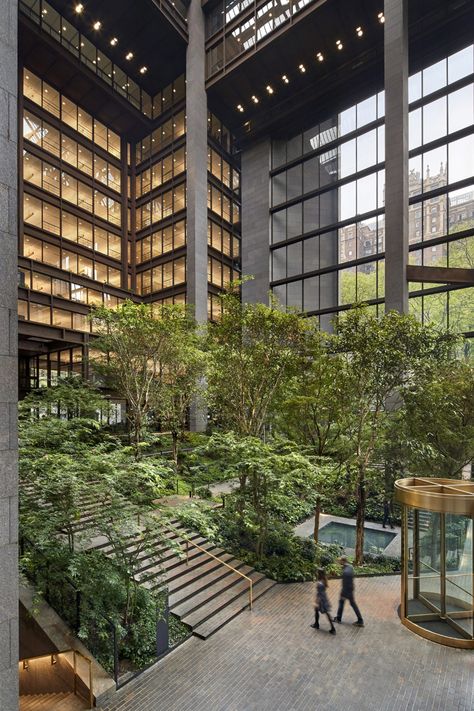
311, 569, 336, 634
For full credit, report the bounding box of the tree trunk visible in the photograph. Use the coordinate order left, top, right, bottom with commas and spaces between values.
313, 497, 321, 545
236, 473, 247, 519
172, 431, 179, 470
132, 413, 142, 460
355, 469, 366, 565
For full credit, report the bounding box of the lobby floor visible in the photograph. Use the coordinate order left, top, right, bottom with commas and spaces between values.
100, 575, 473, 711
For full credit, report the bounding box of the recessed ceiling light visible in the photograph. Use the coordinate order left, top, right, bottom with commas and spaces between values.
74, 3, 84, 13
356, 26, 363, 37
316, 52, 324, 62
282, 74, 289, 83
378, 12, 385, 23
126, 52, 134, 60
237, 104, 244, 112
266, 85, 274, 94
139, 66, 148, 74
93, 20, 101, 30
251, 95, 259, 104
110, 37, 118, 46
298, 64, 306, 73
336, 39, 343, 50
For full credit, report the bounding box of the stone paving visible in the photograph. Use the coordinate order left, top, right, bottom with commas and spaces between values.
100, 575, 473, 711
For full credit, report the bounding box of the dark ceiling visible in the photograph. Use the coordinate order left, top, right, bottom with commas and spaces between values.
206, 0, 474, 145
47, 0, 188, 94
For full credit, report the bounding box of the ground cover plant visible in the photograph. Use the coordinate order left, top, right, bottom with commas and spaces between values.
19, 380, 190, 673
19, 296, 474, 612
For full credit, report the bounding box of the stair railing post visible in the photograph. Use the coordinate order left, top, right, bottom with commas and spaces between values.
89, 658, 93, 709
75, 590, 81, 633
156, 593, 170, 657
73, 651, 77, 697
113, 623, 119, 687
249, 579, 253, 610
186, 538, 189, 566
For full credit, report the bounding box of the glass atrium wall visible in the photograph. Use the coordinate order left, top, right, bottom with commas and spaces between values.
134, 75, 187, 304
207, 112, 242, 320
395, 477, 474, 649
20, 69, 128, 336
270, 44, 474, 336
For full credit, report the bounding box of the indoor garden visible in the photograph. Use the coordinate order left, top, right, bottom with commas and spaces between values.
19, 292, 474, 678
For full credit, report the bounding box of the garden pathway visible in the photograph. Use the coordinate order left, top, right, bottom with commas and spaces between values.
99, 575, 473, 711
209, 478, 239, 497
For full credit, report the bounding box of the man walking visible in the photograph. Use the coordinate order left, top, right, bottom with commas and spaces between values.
383, 499, 395, 529
333, 556, 364, 627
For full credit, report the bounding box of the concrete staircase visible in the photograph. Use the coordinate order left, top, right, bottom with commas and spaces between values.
20, 692, 87, 710
22, 478, 277, 640
89, 518, 276, 639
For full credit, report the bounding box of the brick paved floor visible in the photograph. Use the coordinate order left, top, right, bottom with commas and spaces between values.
101, 576, 473, 711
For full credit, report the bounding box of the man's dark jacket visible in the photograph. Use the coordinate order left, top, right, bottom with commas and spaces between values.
341, 563, 355, 597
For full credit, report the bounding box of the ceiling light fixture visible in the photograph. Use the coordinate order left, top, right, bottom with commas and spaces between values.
316, 52, 324, 62
336, 39, 343, 50
74, 3, 84, 13
93, 20, 101, 30
237, 104, 244, 112
282, 74, 289, 83
251, 95, 259, 104
266, 85, 274, 94
298, 63, 306, 73
125, 52, 134, 60
378, 11, 385, 23
139, 66, 148, 74
356, 26, 363, 37
110, 37, 118, 46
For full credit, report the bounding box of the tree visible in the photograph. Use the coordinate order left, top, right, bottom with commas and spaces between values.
20, 451, 89, 553
90, 492, 175, 627
155, 309, 205, 467
91, 301, 176, 454
280, 329, 350, 457
331, 307, 457, 564
190, 432, 318, 559
19, 377, 107, 421
399, 359, 474, 478
205, 287, 308, 437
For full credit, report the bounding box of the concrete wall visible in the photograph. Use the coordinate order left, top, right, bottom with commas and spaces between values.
241, 139, 271, 305
186, 0, 208, 431
0, 1, 19, 709
384, 0, 409, 313
186, 0, 208, 326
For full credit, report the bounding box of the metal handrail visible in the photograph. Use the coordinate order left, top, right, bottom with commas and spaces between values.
20, 649, 94, 709
165, 525, 253, 610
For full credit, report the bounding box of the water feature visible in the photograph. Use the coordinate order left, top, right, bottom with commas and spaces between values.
318, 521, 396, 553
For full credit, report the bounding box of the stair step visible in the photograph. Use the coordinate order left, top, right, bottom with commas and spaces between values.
168, 557, 250, 605
179, 570, 266, 629
171, 564, 257, 617
92, 530, 204, 567
141, 543, 230, 589
193, 578, 277, 639
167, 553, 238, 595
20, 692, 87, 711
161, 541, 226, 573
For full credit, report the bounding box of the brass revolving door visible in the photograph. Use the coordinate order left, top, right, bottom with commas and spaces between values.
395, 477, 474, 649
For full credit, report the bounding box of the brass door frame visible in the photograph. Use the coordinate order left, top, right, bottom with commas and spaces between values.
395, 477, 474, 650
